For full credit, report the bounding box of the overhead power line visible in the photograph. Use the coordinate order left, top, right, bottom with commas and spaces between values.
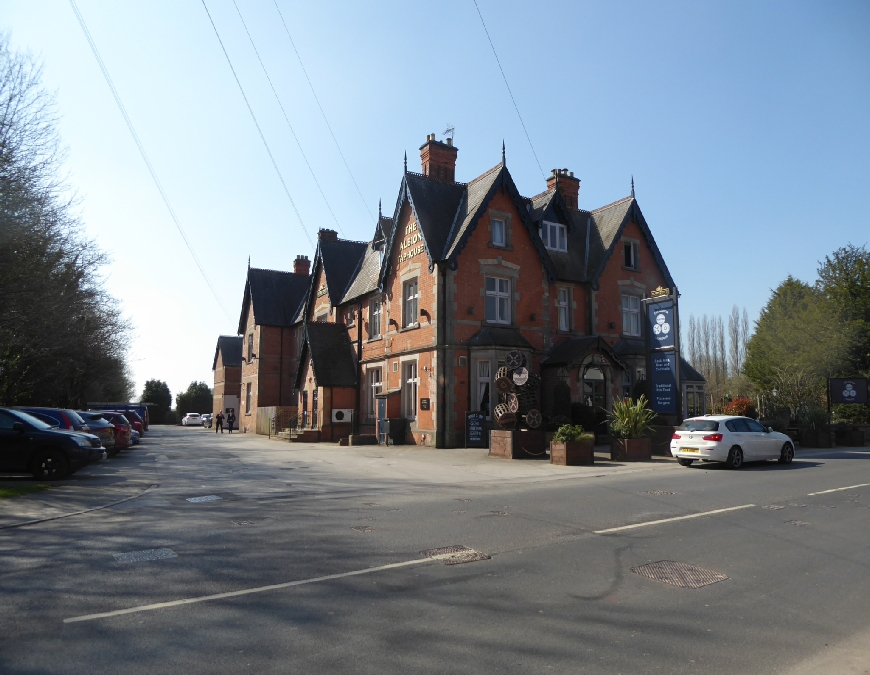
201, 0, 314, 247
68, 0, 232, 321
231, 0, 344, 236
471, 0, 545, 179
272, 0, 374, 221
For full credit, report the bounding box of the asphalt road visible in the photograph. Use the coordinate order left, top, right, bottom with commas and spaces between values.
1, 427, 868, 674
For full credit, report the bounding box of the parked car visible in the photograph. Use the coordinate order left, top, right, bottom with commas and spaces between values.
118, 409, 145, 436
100, 411, 133, 450
201, 413, 213, 429
671, 415, 795, 469
182, 413, 203, 426
77, 411, 118, 456
15, 407, 90, 433
0, 408, 101, 479
88, 404, 150, 431
130, 429, 140, 445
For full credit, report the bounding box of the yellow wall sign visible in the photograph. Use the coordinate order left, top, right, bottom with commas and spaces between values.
316, 284, 328, 298
398, 221, 424, 263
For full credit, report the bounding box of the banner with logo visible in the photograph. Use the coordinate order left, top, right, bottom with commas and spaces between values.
829, 378, 868, 405
648, 300, 675, 350
650, 351, 677, 414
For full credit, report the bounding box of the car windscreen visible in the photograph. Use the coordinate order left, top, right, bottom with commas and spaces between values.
5, 408, 55, 430
678, 419, 720, 432
64, 410, 87, 426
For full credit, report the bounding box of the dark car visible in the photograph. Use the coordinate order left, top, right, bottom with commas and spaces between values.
15, 407, 91, 434
0, 408, 98, 479
77, 412, 118, 456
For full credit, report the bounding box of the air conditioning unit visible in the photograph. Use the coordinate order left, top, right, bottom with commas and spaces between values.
332, 409, 354, 423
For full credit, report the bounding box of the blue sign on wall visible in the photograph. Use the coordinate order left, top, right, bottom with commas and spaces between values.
648, 301, 675, 349
650, 351, 677, 414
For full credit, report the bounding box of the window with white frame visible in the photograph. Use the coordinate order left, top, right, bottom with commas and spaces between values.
623, 241, 639, 269
369, 299, 381, 338
491, 218, 506, 247
402, 361, 418, 419
621, 294, 641, 336
540, 221, 567, 252
365, 368, 382, 420
477, 360, 492, 419
403, 279, 418, 328
557, 288, 570, 331
485, 276, 511, 324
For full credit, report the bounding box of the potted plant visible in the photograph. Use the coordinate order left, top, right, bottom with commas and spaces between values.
608, 395, 656, 461
550, 424, 595, 466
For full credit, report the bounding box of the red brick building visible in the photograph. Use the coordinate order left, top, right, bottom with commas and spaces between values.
287, 134, 703, 446
212, 335, 242, 417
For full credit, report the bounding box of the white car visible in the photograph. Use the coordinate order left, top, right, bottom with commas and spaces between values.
181, 413, 202, 426
671, 415, 795, 469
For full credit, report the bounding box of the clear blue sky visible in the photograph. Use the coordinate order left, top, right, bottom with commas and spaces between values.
5, 0, 869, 403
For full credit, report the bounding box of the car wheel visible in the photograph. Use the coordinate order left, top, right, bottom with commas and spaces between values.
727, 446, 744, 470
678, 457, 694, 467
31, 449, 69, 481
778, 443, 794, 464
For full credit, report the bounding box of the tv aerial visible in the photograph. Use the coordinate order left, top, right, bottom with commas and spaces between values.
443, 125, 455, 141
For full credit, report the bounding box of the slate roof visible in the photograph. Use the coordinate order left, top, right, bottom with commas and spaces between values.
465, 326, 534, 349
531, 190, 594, 283
341, 242, 382, 304
680, 358, 705, 383
319, 239, 369, 307
541, 336, 626, 369
238, 268, 310, 333
295, 322, 358, 388
441, 163, 501, 261
374, 215, 395, 243
404, 172, 466, 262
213, 335, 243, 370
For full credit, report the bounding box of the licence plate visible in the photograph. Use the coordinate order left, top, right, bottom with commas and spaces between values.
681, 448, 699, 453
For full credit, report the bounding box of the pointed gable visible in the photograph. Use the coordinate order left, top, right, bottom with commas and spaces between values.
237, 268, 310, 334
213, 335, 243, 370
294, 322, 358, 389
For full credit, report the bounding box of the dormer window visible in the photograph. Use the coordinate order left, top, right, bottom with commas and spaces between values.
541, 221, 567, 252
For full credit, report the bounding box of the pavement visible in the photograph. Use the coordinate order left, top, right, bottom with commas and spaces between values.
0, 426, 868, 674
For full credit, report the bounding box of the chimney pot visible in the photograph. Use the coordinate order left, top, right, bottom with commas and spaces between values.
419, 133, 458, 182
446, 137, 453, 146
546, 168, 581, 210
293, 254, 311, 276
318, 228, 338, 242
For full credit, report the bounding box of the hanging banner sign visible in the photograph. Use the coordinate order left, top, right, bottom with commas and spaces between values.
648, 300, 675, 350
829, 378, 868, 405
650, 351, 678, 414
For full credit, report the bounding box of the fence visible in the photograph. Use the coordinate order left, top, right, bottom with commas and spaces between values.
255, 406, 297, 435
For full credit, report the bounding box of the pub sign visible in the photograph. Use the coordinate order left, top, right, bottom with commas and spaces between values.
830, 378, 868, 405
650, 351, 677, 414
648, 300, 675, 350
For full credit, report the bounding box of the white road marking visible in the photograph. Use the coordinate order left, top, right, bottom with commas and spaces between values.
594, 504, 756, 534
807, 483, 870, 496
64, 553, 460, 623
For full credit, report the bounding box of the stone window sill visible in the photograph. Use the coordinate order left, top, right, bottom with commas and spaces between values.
399, 323, 420, 333
488, 243, 513, 251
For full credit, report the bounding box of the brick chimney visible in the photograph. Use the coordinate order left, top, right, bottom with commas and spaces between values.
546, 168, 580, 210
318, 228, 338, 242
419, 133, 458, 182
293, 254, 310, 276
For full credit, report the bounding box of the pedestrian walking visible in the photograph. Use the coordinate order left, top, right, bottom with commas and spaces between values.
215, 411, 224, 433
227, 410, 236, 434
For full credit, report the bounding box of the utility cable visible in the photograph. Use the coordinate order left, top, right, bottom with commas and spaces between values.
68, 0, 232, 321
471, 0, 545, 179
272, 0, 374, 221
201, 0, 314, 247
231, 0, 344, 235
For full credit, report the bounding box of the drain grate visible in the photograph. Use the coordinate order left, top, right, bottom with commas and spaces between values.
362, 502, 381, 507
420, 545, 491, 565
452, 510, 467, 514
642, 490, 677, 496
352, 526, 374, 533
787, 520, 810, 526
186, 495, 222, 503
455, 498, 472, 502
231, 517, 275, 527
763, 505, 786, 510
788, 503, 807, 508
114, 548, 177, 563
631, 560, 727, 588
490, 510, 509, 516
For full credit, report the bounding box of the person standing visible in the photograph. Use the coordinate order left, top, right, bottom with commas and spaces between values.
215, 411, 224, 433
227, 409, 236, 434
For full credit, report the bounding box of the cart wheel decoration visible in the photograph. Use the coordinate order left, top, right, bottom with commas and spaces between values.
506, 393, 519, 413
524, 409, 542, 429
511, 367, 529, 386
505, 350, 525, 370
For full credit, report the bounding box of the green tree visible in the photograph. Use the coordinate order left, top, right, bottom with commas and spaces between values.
141, 379, 171, 424
175, 381, 212, 420
816, 244, 870, 373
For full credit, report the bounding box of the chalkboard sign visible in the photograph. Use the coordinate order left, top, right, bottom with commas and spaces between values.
465, 411, 488, 448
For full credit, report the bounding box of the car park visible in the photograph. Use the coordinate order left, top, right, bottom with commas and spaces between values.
77, 411, 118, 456
201, 413, 213, 428
15, 407, 91, 433
671, 415, 795, 469
0, 408, 101, 479
182, 413, 203, 426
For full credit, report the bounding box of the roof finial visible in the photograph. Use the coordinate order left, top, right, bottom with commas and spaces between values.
502, 140, 506, 165
404, 151, 407, 173
247, 255, 250, 270
631, 175, 635, 198
378, 198, 382, 219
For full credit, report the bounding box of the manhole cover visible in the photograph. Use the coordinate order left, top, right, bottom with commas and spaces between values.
388, 508, 401, 512
452, 510, 467, 514
362, 502, 380, 507
490, 511, 508, 516
420, 545, 490, 565
823, 505, 837, 508
455, 499, 472, 502
763, 505, 786, 510
230, 517, 276, 527
186, 495, 222, 503
642, 491, 677, 496
788, 503, 807, 508
631, 561, 727, 588
358, 517, 376, 521
352, 526, 374, 533
113, 548, 177, 563
787, 520, 810, 526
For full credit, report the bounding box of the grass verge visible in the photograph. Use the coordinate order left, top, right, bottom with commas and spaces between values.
0, 485, 51, 499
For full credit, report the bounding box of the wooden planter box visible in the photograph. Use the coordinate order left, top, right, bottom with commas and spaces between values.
801, 429, 832, 448
490, 430, 548, 459
550, 439, 594, 466
610, 437, 652, 461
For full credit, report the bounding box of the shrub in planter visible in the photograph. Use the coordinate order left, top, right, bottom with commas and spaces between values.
550, 424, 595, 466
724, 397, 757, 419
608, 396, 656, 461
